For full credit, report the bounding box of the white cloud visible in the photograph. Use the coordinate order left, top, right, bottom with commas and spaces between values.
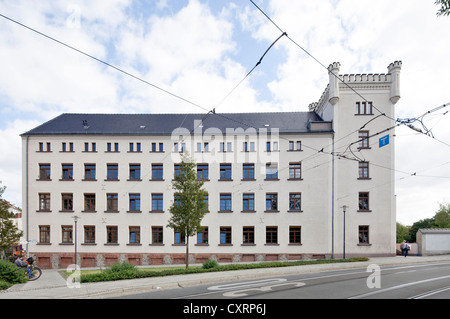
0, 0, 449, 226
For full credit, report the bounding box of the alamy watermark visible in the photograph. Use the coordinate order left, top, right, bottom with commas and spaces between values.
366, 264, 381, 289
66, 264, 81, 289
170, 121, 281, 175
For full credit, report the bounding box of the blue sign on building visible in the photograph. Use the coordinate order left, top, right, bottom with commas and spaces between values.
379, 135, 390, 148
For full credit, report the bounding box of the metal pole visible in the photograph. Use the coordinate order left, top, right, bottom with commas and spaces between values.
73, 216, 79, 270
343, 205, 347, 259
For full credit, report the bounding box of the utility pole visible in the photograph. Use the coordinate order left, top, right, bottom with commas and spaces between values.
73, 215, 80, 270
342, 205, 348, 259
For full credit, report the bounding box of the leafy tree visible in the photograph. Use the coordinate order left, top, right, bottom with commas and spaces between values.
396, 222, 412, 243
408, 218, 435, 242
167, 154, 208, 268
435, 0, 450, 16
434, 203, 450, 228
0, 183, 23, 259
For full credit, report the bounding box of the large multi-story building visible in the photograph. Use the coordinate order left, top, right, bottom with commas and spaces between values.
21, 61, 401, 269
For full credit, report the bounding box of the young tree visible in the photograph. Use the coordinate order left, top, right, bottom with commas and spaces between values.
0, 183, 23, 259
434, 203, 450, 228
436, 0, 450, 16
167, 154, 208, 268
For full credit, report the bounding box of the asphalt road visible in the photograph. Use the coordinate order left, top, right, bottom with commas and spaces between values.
115, 261, 450, 299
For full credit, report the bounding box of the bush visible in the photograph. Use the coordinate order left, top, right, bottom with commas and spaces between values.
0, 259, 28, 285
79, 257, 369, 283
202, 259, 219, 269
0, 279, 12, 290
110, 262, 136, 272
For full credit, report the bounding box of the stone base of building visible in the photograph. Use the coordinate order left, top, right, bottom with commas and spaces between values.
32, 252, 331, 269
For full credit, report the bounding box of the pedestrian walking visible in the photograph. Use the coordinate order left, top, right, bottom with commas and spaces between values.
404, 241, 410, 257
400, 240, 406, 256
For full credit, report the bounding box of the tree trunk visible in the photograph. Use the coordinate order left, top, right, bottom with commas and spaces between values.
185, 235, 189, 269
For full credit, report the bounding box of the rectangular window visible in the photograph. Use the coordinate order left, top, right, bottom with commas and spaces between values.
220, 193, 232, 212
356, 101, 373, 115
289, 193, 302, 211
203, 194, 209, 212
358, 131, 370, 149
129, 194, 141, 212
84, 164, 96, 180
62, 164, 73, 180
219, 164, 232, 180
152, 164, 163, 180
107, 164, 119, 180
159, 143, 164, 152
265, 163, 278, 180
152, 226, 163, 244
242, 193, 255, 212
61, 226, 73, 244
220, 227, 232, 245
289, 226, 302, 244
358, 162, 370, 179
39, 193, 51, 211
359, 226, 370, 244
84, 194, 96, 212
39, 164, 51, 180
358, 192, 370, 211
197, 164, 209, 180
61, 193, 73, 211
243, 164, 255, 180
84, 226, 95, 244
129, 164, 141, 180
266, 193, 278, 211
129, 226, 141, 244
174, 164, 181, 177
152, 194, 163, 211
39, 226, 50, 244
289, 163, 302, 180
106, 226, 118, 244
174, 231, 186, 244
243, 227, 254, 244
197, 227, 208, 244
266, 226, 278, 244
106, 194, 118, 212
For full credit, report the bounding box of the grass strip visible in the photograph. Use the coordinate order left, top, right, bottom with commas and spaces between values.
75, 257, 369, 283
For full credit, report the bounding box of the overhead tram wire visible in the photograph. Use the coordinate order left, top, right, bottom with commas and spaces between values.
0, 11, 398, 170
212, 31, 287, 112
0, 13, 210, 114
248, 0, 396, 122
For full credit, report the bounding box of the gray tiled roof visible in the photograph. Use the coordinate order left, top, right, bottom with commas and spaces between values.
22, 112, 329, 136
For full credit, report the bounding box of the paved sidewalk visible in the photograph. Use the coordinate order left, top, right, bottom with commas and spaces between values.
1, 255, 450, 299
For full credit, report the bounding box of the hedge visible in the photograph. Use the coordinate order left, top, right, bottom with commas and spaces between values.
0, 259, 28, 290
80, 257, 368, 283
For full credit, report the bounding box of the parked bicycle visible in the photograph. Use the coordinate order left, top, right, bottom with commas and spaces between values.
26, 256, 42, 281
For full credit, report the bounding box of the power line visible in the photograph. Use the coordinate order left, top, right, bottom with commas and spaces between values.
0, 12, 210, 113
248, 0, 396, 122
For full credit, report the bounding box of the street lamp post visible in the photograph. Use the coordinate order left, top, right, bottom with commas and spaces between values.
342, 205, 348, 259
73, 215, 80, 270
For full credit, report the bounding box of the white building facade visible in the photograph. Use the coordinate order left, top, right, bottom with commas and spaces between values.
21, 62, 401, 269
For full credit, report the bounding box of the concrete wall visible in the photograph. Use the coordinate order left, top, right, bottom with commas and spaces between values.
417, 229, 450, 256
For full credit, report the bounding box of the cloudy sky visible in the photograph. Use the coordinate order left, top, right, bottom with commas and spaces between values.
0, 0, 449, 225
